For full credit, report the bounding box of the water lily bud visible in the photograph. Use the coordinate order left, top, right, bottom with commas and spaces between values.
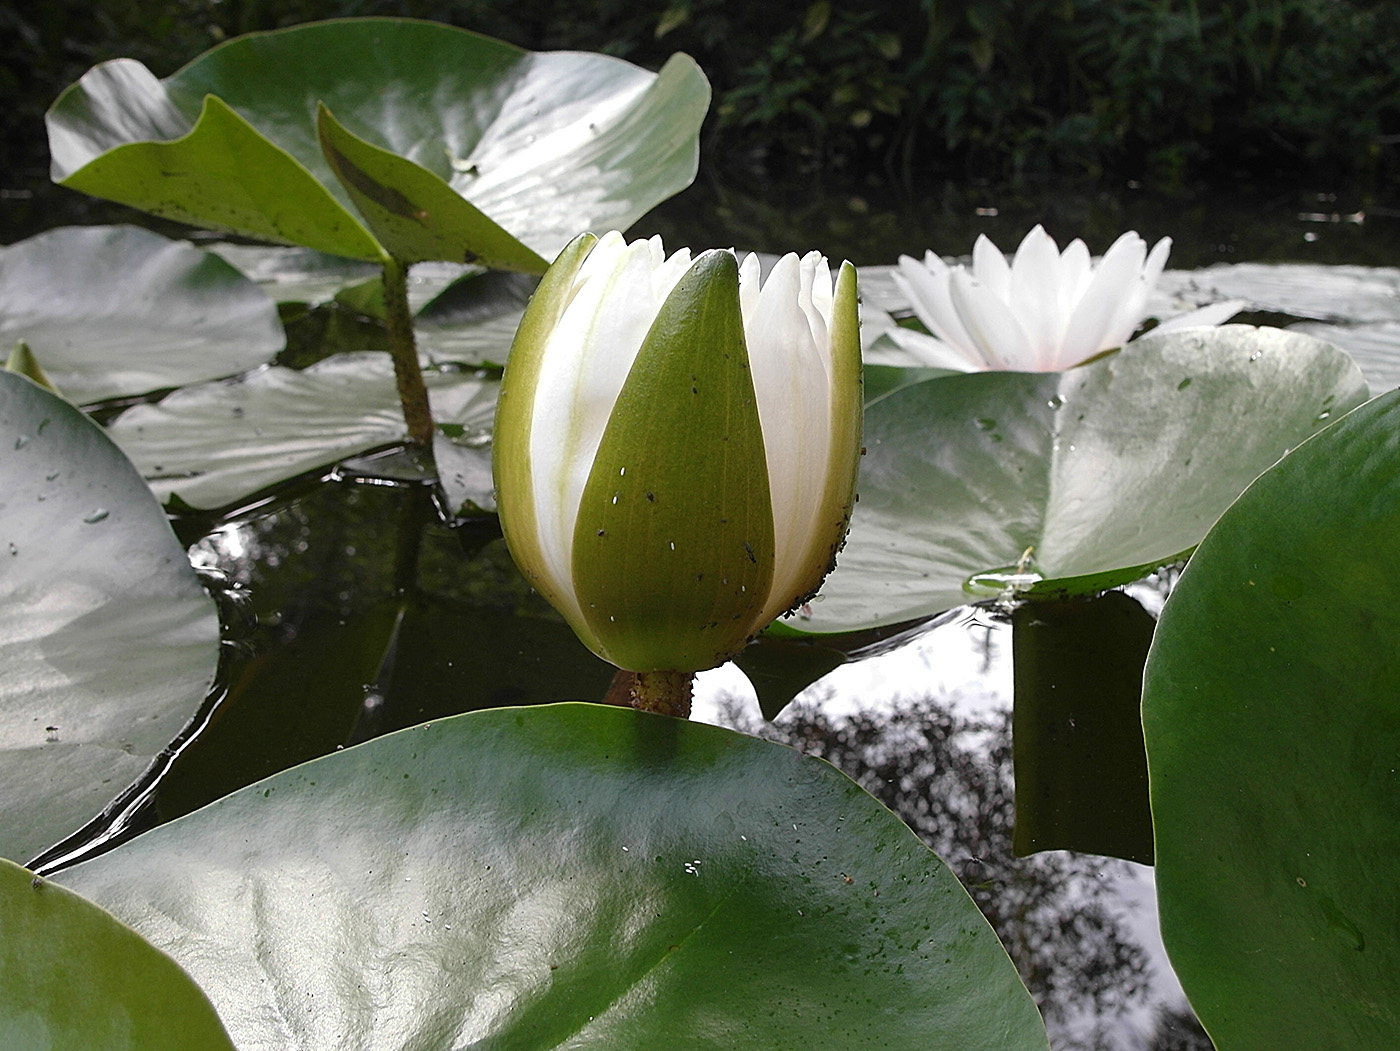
494, 231, 861, 673
893, 225, 1244, 372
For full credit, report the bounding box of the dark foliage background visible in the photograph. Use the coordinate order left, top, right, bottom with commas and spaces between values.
4, 0, 1399, 197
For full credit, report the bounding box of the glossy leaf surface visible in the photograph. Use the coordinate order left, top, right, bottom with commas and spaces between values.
0, 858, 235, 1050
60, 704, 1049, 1051
0, 226, 283, 404
0, 373, 218, 864
48, 19, 709, 265
1142, 389, 1400, 1051
316, 103, 546, 272
107, 353, 499, 511
795, 326, 1366, 633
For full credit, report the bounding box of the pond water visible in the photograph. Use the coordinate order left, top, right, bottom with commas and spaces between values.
11, 173, 1400, 1050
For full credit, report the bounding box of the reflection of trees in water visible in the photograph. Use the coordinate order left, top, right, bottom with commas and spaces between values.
1145, 1006, 1215, 1051
730, 691, 1211, 1050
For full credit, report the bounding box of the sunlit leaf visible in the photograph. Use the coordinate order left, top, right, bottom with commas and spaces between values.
48, 18, 710, 265
107, 352, 499, 511
1143, 389, 1400, 1051
0, 226, 283, 404
0, 373, 219, 864
53, 89, 385, 260
793, 326, 1366, 634
316, 103, 546, 272
1157, 261, 1400, 324
0, 858, 235, 1050
1289, 319, 1400, 393
59, 704, 1049, 1051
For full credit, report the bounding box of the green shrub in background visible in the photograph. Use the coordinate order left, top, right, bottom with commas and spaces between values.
3, 0, 1399, 191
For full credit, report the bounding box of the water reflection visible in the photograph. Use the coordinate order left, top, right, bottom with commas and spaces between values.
699, 583, 1209, 1051
752, 695, 1151, 1048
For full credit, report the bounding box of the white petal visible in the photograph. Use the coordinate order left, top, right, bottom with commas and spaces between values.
737, 251, 762, 322
1151, 299, 1246, 334
871, 328, 982, 371
529, 235, 689, 604
894, 254, 980, 361
971, 233, 1013, 302
1059, 239, 1093, 311
1008, 225, 1065, 367
1113, 237, 1173, 345
949, 269, 1035, 370
745, 252, 833, 621
1060, 233, 1147, 364
1142, 237, 1172, 288
797, 250, 832, 373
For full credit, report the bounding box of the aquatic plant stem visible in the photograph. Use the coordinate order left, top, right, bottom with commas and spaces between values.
628, 670, 694, 719
382, 257, 434, 448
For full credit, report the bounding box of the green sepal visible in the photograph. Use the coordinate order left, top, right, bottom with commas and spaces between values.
316, 103, 548, 272
494, 232, 605, 654
573, 250, 775, 671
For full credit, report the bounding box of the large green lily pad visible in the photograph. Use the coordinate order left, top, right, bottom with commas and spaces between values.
107, 352, 499, 511
59, 704, 1049, 1051
0, 226, 283, 404
1142, 389, 1400, 1051
792, 326, 1367, 634
0, 858, 235, 1050
0, 372, 219, 864
47, 18, 709, 266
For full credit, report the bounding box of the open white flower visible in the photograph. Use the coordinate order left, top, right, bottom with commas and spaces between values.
494, 232, 862, 675
892, 225, 1243, 372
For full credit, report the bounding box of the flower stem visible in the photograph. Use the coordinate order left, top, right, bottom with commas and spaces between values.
382, 257, 434, 448
628, 670, 694, 719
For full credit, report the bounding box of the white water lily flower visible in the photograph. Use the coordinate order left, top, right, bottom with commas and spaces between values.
494, 231, 862, 674
893, 225, 1244, 372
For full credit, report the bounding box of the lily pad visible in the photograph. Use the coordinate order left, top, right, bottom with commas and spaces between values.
1159, 262, 1400, 324
0, 858, 235, 1050
413, 268, 536, 366
793, 326, 1366, 634
58, 704, 1048, 1051
1288, 319, 1400, 393
107, 352, 499, 511
48, 18, 710, 266
208, 243, 384, 307
0, 225, 283, 404
0, 372, 219, 864
1142, 389, 1400, 1051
